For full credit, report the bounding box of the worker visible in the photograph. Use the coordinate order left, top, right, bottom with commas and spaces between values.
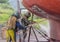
6, 15, 16, 42
10, 12, 27, 42
6, 13, 20, 42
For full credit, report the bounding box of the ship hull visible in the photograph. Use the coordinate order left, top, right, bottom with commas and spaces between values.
22, 0, 60, 42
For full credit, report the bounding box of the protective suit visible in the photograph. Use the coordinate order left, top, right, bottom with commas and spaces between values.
6, 16, 17, 42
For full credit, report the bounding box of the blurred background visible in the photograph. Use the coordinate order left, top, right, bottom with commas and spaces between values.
0, 0, 50, 42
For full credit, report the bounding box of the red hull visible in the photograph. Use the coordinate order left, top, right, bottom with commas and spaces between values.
22, 0, 60, 20
22, 0, 60, 42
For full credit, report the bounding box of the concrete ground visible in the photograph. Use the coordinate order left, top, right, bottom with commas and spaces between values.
0, 29, 48, 42
0, 24, 49, 42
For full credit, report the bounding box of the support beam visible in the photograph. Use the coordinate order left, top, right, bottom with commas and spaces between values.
17, 0, 21, 16
49, 19, 60, 42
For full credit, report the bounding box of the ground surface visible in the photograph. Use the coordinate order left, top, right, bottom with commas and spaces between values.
0, 25, 49, 42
